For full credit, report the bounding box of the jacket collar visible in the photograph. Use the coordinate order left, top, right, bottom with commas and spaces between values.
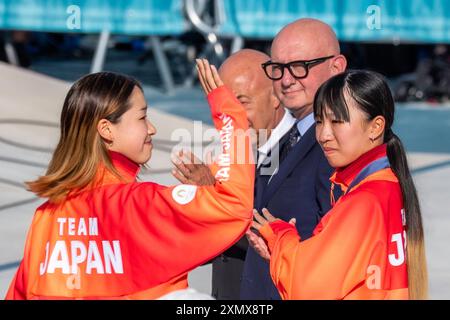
109, 151, 141, 181
66, 151, 140, 198
331, 144, 387, 191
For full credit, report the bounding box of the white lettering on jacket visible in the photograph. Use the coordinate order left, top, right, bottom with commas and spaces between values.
40, 217, 123, 277
57, 217, 98, 236
215, 114, 233, 182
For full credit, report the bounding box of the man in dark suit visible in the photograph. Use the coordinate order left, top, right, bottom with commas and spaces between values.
171, 49, 293, 299
240, 18, 347, 299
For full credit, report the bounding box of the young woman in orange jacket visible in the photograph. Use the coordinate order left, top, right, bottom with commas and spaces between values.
6, 59, 254, 299
252, 70, 428, 300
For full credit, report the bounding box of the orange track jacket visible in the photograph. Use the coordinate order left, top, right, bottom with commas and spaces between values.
6, 86, 254, 299
260, 144, 408, 299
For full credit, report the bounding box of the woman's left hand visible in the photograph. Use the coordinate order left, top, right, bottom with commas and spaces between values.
250, 208, 296, 261
253, 208, 297, 233
252, 208, 280, 231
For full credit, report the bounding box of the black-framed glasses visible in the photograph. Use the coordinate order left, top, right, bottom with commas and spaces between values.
261, 55, 335, 80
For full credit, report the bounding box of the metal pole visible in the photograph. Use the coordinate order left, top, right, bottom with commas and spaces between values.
4, 42, 19, 66
150, 36, 175, 95
230, 36, 244, 54
90, 29, 110, 73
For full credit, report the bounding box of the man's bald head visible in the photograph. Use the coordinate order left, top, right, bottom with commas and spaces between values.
272, 18, 340, 58
219, 49, 271, 91
218, 49, 284, 144
269, 18, 347, 119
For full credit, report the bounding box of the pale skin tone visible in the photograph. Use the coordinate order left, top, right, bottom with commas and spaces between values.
196, 58, 223, 94
316, 91, 386, 168
97, 86, 157, 165
252, 92, 386, 261
270, 18, 347, 120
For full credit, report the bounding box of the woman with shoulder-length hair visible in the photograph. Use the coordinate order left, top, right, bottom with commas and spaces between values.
252, 70, 428, 300
6, 59, 254, 299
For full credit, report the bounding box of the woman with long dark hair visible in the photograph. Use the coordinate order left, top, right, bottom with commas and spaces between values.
253, 70, 428, 299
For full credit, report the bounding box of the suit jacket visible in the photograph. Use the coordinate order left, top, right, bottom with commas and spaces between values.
240, 123, 335, 300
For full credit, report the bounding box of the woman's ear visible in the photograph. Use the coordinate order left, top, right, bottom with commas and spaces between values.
370, 115, 386, 142
97, 119, 113, 142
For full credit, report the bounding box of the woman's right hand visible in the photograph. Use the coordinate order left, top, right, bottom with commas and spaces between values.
171, 149, 216, 186
246, 228, 271, 262
196, 58, 223, 95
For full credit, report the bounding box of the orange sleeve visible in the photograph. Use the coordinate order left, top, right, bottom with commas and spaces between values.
5, 263, 26, 300
4, 86, 255, 299
5, 222, 34, 300
259, 191, 386, 300
101, 85, 254, 287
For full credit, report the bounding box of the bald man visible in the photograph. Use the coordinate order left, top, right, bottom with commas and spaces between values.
268, 18, 346, 119
171, 49, 295, 299
240, 18, 347, 299
218, 49, 289, 148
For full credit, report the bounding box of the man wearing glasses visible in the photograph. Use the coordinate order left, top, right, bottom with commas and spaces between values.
241, 18, 347, 300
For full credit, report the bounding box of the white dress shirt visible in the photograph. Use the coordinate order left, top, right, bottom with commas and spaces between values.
257, 109, 296, 169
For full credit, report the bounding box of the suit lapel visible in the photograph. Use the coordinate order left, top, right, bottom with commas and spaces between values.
261, 124, 317, 207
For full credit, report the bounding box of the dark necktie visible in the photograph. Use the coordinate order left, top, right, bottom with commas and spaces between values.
279, 122, 301, 164
254, 151, 272, 201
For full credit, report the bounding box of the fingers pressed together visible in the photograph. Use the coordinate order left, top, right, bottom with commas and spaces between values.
196, 58, 223, 95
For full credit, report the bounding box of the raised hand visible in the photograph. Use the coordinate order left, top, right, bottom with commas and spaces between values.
196, 58, 223, 95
